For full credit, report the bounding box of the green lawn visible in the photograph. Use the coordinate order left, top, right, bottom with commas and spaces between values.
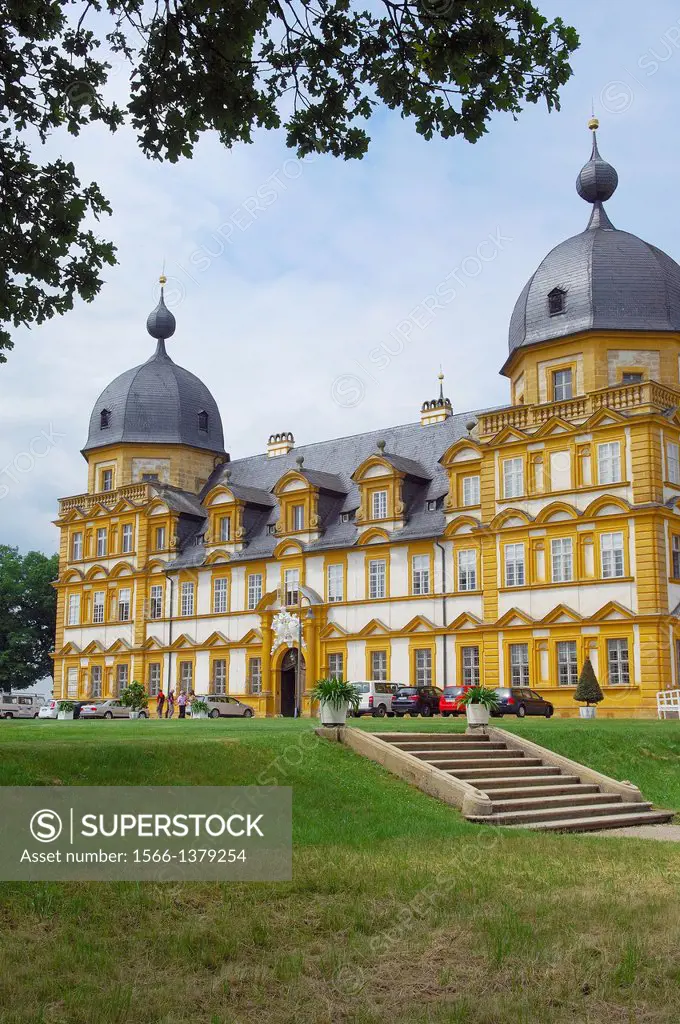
0, 718, 679, 1023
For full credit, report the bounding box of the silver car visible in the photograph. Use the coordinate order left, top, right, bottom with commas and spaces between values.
0, 694, 45, 719
202, 695, 254, 718
79, 699, 146, 719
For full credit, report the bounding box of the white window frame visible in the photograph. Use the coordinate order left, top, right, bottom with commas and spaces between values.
179, 661, 193, 692
213, 577, 228, 614
372, 490, 388, 520
504, 543, 525, 587
219, 516, 231, 543
370, 650, 388, 681
673, 535, 680, 579
414, 649, 432, 687
503, 458, 524, 499
601, 531, 625, 579
411, 554, 430, 595
93, 590, 105, 624
180, 581, 195, 617
155, 526, 166, 551
118, 587, 131, 622
553, 368, 573, 402
327, 563, 344, 603
121, 523, 133, 553
557, 640, 578, 686
607, 638, 630, 686
457, 549, 477, 591
462, 475, 480, 507
551, 537, 573, 583
247, 573, 263, 610
667, 441, 680, 485
461, 646, 480, 687
101, 468, 113, 492
368, 559, 386, 599
248, 657, 262, 694
148, 662, 160, 697
67, 593, 80, 626
292, 504, 305, 531
510, 643, 529, 686
328, 652, 344, 681
90, 665, 102, 698
96, 527, 107, 557
284, 568, 300, 606
597, 441, 622, 485
67, 667, 79, 698
149, 584, 163, 619
213, 658, 227, 695
116, 663, 129, 696
71, 532, 83, 560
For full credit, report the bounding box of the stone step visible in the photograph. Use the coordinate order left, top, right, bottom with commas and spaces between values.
410, 748, 520, 761
394, 741, 508, 752
377, 733, 489, 743
488, 791, 616, 813
509, 809, 675, 833
482, 782, 600, 800
469, 800, 648, 826
438, 757, 545, 772
468, 773, 581, 790
449, 765, 562, 779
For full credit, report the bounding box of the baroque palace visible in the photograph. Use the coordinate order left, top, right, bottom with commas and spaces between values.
53, 121, 680, 717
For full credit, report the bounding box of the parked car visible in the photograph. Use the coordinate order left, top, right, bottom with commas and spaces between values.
0, 694, 45, 719
79, 699, 141, 719
493, 687, 554, 718
392, 686, 444, 717
439, 686, 469, 717
202, 695, 255, 718
350, 681, 400, 717
38, 699, 59, 719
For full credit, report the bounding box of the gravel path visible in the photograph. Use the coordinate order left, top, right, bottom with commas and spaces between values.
589, 823, 680, 841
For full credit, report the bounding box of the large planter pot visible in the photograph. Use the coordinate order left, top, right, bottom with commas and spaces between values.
579, 706, 597, 719
192, 711, 209, 720
129, 710, 141, 720
57, 711, 74, 720
319, 700, 348, 726
466, 704, 490, 727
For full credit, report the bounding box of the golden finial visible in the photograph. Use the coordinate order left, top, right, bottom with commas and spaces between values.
159, 274, 167, 286
588, 115, 599, 131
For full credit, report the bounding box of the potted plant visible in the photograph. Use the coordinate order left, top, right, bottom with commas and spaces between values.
574, 657, 603, 719
57, 700, 76, 720
311, 678, 360, 726
120, 680, 149, 719
190, 698, 210, 720
458, 685, 500, 727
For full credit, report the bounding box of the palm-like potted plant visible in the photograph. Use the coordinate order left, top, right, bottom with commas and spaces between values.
120, 680, 149, 719
574, 657, 603, 719
190, 698, 210, 720
458, 685, 500, 727
311, 677, 360, 726
57, 700, 76, 721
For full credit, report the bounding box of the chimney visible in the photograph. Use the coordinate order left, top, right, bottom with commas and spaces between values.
267, 432, 295, 457
420, 372, 452, 426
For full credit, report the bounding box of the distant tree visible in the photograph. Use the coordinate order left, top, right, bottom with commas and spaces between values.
0, 546, 59, 693
0, 1, 578, 362
574, 657, 604, 707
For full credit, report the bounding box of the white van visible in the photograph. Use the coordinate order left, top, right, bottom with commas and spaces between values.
0, 694, 45, 719
351, 681, 401, 718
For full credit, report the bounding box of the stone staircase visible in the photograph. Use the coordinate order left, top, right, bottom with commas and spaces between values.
378, 732, 674, 832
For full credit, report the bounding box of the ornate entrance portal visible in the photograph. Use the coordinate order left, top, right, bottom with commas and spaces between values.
280, 647, 305, 717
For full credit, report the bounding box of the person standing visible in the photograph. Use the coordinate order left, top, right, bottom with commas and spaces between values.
178, 690, 187, 719
165, 689, 175, 719
156, 689, 165, 719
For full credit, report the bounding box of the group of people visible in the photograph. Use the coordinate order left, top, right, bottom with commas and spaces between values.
155, 689, 195, 719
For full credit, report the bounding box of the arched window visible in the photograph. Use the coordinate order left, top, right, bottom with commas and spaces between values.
100, 409, 111, 429
548, 288, 566, 316
197, 410, 209, 432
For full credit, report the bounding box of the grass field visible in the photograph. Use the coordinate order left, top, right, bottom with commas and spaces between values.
0, 717, 679, 1023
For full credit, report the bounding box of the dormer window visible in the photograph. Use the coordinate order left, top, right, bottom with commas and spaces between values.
548, 288, 566, 316
372, 490, 388, 520
197, 410, 209, 432
426, 499, 437, 512
341, 510, 355, 523
100, 409, 111, 429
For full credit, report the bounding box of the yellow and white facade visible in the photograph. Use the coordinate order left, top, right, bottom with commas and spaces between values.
52, 126, 680, 716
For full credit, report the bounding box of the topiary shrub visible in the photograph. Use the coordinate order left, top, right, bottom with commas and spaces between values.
574, 657, 604, 707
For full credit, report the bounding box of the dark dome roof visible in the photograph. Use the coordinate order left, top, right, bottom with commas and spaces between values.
508, 126, 680, 357
83, 289, 225, 455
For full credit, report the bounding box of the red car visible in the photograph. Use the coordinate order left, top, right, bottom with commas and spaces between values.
439, 686, 470, 717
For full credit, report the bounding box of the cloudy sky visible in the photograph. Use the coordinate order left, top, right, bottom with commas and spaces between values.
3, 0, 680, 556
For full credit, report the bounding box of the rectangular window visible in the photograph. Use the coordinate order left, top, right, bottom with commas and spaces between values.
149, 584, 163, 619
93, 590, 105, 624
180, 581, 195, 616
368, 559, 387, 599
213, 658, 227, 695
461, 646, 480, 687
155, 526, 166, 551
553, 368, 573, 402
121, 523, 133, 553
504, 543, 525, 587
67, 667, 78, 698
327, 563, 344, 603
328, 653, 344, 681
622, 371, 643, 384
292, 504, 305, 531
607, 638, 630, 686
414, 649, 432, 687
510, 643, 529, 686
597, 441, 622, 485
96, 527, 107, 557
458, 549, 477, 591
67, 593, 80, 626
118, 587, 131, 622
101, 469, 113, 492
179, 661, 193, 692
601, 532, 625, 579
247, 573, 263, 609
71, 531, 83, 560
248, 657, 262, 695
213, 577, 228, 614
557, 640, 578, 686
412, 554, 431, 595
462, 475, 480, 507
372, 490, 388, 520
284, 568, 300, 606
370, 650, 387, 681
551, 538, 573, 583
148, 662, 160, 697
115, 663, 129, 696
673, 536, 680, 579
667, 442, 680, 485
503, 458, 524, 499
219, 516, 231, 543
90, 665, 102, 698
